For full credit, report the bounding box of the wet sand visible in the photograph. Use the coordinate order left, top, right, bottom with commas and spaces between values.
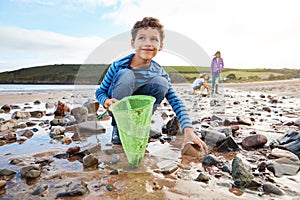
0, 80, 300, 200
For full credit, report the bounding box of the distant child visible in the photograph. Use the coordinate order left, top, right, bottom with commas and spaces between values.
210, 51, 224, 94
192, 73, 210, 96
95, 17, 208, 153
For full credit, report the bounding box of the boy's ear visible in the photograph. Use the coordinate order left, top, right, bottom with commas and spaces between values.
131, 39, 135, 48
159, 43, 163, 51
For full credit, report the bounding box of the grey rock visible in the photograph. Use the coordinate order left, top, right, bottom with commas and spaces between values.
10, 159, 23, 165
202, 154, 219, 166
71, 107, 88, 123
201, 129, 226, 146
56, 181, 89, 198
16, 129, 34, 138
195, 173, 209, 182
83, 101, 99, 114
11, 111, 31, 119
217, 136, 239, 152
0, 180, 7, 189
45, 102, 55, 109
263, 183, 284, 195
26, 169, 41, 178
267, 158, 300, 177
111, 154, 120, 164
1, 105, 10, 113
83, 154, 99, 168
241, 134, 268, 150
31, 184, 48, 195
232, 156, 254, 188
0, 168, 17, 176
20, 165, 41, 177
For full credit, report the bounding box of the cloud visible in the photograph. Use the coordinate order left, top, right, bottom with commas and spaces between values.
0, 26, 104, 72
102, 0, 300, 69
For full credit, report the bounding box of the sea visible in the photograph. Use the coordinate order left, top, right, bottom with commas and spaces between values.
0, 84, 99, 94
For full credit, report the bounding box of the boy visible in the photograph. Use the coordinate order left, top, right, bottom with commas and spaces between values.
192, 73, 210, 95
95, 17, 208, 153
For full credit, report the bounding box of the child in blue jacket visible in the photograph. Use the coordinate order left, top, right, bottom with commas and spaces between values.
95, 17, 208, 153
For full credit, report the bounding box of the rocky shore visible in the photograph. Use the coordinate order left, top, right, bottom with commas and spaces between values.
0, 80, 299, 200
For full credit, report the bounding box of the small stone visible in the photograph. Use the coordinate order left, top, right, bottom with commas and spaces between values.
242, 134, 268, 150
182, 142, 206, 157
0, 168, 16, 176
55, 181, 88, 198
257, 162, 267, 172
71, 107, 88, 123
1, 105, 11, 113
11, 111, 31, 119
263, 183, 284, 196
217, 136, 239, 152
270, 148, 298, 160
83, 154, 99, 168
45, 102, 55, 109
66, 146, 80, 155
109, 169, 119, 175
61, 137, 72, 145
262, 107, 271, 112
202, 154, 219, 166
33, 100, 41, 105
111, 154, 120, 164
30, 111, 45, 118
26, 169, 41, 179
195, 173, 209, 182
10, 159, 23, 165
0, 180, 7, 189
31, 184, 48, 195
236, 116, 253, 126
232, 156, 253, 188
16, 129, 34, 138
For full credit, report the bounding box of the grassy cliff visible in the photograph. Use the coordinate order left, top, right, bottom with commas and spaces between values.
0, 64, 299, 84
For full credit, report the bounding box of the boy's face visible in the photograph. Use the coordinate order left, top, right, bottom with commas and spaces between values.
131, 28, 163, 61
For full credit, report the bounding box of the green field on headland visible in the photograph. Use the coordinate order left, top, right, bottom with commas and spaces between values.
0, 64, 299, 84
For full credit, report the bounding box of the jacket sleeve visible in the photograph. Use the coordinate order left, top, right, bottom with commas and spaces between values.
210, 58, 215, 73
165, 86, 193, 131
95, 62, 118, 107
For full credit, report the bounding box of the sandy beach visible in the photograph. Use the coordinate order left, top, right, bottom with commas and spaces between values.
0, 80, 299, 200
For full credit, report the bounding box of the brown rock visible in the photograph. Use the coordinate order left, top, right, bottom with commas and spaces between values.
16, 129, 34, 138
54, 101, 70, 116
242, 134, 268, 150
66, 146, 80, 155
0, 180, 7, 189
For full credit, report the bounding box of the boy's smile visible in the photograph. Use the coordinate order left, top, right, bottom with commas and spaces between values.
131, 28, 162, 68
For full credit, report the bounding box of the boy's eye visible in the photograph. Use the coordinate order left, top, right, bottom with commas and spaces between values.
138, 36, 145, 40
151, 38, 159, 42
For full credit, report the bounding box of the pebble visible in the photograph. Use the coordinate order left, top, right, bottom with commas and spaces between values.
263, 183, 284, 196
202, 154, 219, 166
195, 173, 209, 182
55, 181, 88, 198
111, 154, 120, 164
232, 156, 254, 188
241, 134, 268, 150
31, 184, 48, 195
0, 168, 17, 176
0, 180, 7, 189
83, 154, 99, 168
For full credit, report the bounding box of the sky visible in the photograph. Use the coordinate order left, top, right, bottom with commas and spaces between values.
0, 0, 299, 72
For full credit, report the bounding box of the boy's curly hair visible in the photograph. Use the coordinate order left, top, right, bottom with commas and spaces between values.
131, 17, 165, 42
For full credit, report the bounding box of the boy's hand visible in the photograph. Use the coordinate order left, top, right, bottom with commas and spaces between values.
104, 98, 118, 112
182, 127, 208, 154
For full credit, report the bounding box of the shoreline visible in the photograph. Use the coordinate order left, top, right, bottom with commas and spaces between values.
1, 79, 300, 105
